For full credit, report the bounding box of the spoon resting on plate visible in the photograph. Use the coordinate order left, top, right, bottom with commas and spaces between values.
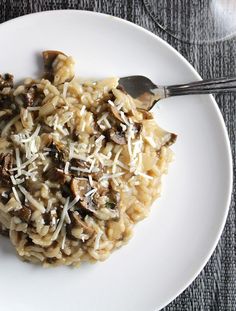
119, 76, 236, 110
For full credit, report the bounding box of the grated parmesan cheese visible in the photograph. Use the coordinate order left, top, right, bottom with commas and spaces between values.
94, 229, 103, 250
64, 161, 70, 174
120, 123, 127, 132
18, 185, 45, 213
43, 163, 49, 172
12, 187, 21, 204
85, 188, 97, 197
88, 175, 93, 187
108, 100, 114, 106
95, 135, 105, 145
69, 142, 74, 160
20, 124, 41, 143
80, 105, 86, 116
67, 195, 80, 210
99, 172, 124, 181
51, 197, 70, 241
112, 147, 122, 174
61, 227, 66, 250
27, 106, 41, 111
1, 192, 8, 199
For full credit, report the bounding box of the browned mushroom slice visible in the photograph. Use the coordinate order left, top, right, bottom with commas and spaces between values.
109, 105, 123, 122
163, 133, 177, 147
70, 178, 90, 198
71, 212, 94, 235
0, 74, 13, 90
0, 109, 12, 120
42, 50, 66, 82
0, 153, 13, 185
0, 93, 17, 113
14, 206, 32, 223
43, 167, 66, 184
70, 158, 90, 170
143, 120, 177, 150
138, 108, 153, 120
20, 85, 44, 107
48, 142, 64, 168
104, 128, 126, 145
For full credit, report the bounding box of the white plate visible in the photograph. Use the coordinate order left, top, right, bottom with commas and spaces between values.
0, 10, 232, 311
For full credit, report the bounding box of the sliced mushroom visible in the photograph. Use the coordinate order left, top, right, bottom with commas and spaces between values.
109, 105, 123, 122
40, 133, 53, 149
70, 178, 98, 216
43, 167, 66, 184
0, 153, 13, 185
48, 142, 64, 168
0, 74, 13, 90
70, 158, 90, 171
138, 108, 153, 120
20, 85, 44, 107
70, 212, 94, 235
104, 128, 126, 145
70, 178, 90, 198
0, 109, 12, 120
42, 50, 66, 82
0, 93, 17, 112
14, 206, 32, 223
163, 133, 177, 147
143, 120, 177, 150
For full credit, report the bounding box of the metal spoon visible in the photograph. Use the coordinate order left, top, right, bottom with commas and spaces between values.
118, 76, 236, 110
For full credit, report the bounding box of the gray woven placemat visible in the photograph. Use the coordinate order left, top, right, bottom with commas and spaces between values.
0, 1, 235, 310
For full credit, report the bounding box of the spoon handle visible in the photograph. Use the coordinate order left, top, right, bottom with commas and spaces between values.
165, 77, 236, 97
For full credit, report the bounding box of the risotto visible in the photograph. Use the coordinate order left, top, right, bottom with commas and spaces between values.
0, 51, 176, 266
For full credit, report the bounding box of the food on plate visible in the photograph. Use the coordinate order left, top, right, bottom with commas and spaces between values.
0, 51, 176, 266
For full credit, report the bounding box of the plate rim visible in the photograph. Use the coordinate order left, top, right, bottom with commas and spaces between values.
0, 9, 233, 310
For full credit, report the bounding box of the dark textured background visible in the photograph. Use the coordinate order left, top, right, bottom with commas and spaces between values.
0, 1, 235, 310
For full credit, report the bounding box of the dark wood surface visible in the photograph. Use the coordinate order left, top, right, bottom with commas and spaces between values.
0, 1, 235, 310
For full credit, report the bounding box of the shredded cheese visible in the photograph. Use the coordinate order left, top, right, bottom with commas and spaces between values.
20, 124, 41, 143
108, 100, 114, 106
12, 187, 21, 204
95, 135, 105, 145
27, 106, 40, 111
80, 105, 86, 116
61, 226, 66, 250
51, 197, 70, 241
18, 185, 45, 213
120, 123, 127, 132
64, 161, 70, 174
69, 142, 74, 160
88, 175, 93, 187
99, 172, 124, 181
94, 229, 103, 250
85, 188, 97, 197
67, 195, 80, 210
112, 147, 122, 174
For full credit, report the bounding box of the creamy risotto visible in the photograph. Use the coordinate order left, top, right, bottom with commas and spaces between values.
0, 51, 176, 266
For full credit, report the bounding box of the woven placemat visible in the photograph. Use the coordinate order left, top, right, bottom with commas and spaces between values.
0, 1, 235, 310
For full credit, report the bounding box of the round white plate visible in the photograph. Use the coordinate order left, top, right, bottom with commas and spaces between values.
0, 10, 232, 311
